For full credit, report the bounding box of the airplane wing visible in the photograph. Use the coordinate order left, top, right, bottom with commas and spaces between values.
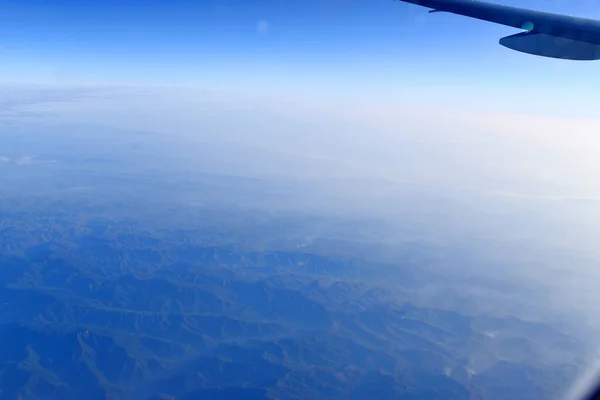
397, 0, 600, 60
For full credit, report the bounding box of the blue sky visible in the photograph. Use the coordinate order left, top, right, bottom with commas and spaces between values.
0, 0, 600, 124
1, 0, 599, 97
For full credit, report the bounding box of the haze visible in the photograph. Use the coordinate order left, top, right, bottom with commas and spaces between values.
0, 1, 599, 399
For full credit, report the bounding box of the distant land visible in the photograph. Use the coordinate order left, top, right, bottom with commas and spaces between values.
0, 124, 592, 399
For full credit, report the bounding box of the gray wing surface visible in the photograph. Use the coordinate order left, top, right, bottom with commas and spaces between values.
397, 0, 600, 60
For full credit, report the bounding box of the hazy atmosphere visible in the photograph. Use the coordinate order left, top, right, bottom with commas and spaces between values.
1, 0, 600, 399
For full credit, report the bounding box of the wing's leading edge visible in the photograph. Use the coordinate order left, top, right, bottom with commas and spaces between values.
397, 0, 600, 60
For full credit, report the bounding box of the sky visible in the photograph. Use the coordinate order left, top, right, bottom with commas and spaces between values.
1, 0, 600, 111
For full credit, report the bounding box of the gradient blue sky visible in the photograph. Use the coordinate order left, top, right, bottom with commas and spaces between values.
2, 0, 600, 99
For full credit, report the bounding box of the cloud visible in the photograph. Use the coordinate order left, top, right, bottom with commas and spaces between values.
256, 20, 270, 35
0, 156, 57, 166
0, 85, 109, 119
